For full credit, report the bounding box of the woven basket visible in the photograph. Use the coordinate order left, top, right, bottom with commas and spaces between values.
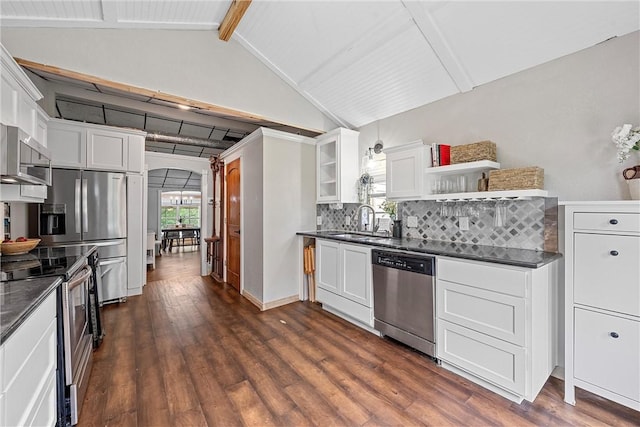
450, 140, 497, 164
1, 238, 41, 255
488, 167, 544, 191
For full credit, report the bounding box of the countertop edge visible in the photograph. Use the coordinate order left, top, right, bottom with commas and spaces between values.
0, 276, 62, 344
297, 231, 562, 269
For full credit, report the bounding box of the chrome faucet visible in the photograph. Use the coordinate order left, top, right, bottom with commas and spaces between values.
356, 204, 376, 233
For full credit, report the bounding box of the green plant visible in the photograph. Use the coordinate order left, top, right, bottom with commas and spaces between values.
381, 200, 397, 219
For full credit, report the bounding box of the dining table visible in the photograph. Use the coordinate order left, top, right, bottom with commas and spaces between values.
161, 226, 201, 252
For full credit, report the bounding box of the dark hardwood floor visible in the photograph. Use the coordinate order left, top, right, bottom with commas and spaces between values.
80, 251, 639, 426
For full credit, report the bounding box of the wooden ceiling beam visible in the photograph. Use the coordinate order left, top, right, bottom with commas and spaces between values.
218, 0, 252, 41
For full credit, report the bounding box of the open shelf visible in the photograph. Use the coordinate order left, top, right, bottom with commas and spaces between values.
424, 189, 549, 201
425, 160, 500, 176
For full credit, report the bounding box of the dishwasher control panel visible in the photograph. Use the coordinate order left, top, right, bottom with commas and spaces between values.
372, 250, 434, 275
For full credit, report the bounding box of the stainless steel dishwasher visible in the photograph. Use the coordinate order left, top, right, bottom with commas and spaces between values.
372, 249, 436, 358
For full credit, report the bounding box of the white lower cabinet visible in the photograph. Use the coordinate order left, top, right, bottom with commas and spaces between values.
574, 308, 639, 402
563, 202, 640, 411
436, 256, 557, 403
316, 239, 373, 328
0, 291, 57, 427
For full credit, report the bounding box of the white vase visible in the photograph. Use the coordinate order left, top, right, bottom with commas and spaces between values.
627, 179, 640, 200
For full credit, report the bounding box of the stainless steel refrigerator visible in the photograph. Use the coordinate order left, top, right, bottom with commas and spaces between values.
30, 168, 128, 303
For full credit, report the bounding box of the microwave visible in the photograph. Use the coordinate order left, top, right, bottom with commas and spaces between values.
0, 125, 52, 185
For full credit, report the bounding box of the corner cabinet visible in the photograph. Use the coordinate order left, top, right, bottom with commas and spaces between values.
316, 128, 360, 204
563, 201, 640, 411
436, 256, 558, 403
316, 239, 374, 329
47, 119, 146, 173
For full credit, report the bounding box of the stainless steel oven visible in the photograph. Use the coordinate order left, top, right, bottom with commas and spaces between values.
61, 260, 93, 425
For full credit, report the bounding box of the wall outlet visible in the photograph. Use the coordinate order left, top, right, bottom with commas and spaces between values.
407, 216, 418, 228
458, 216, 470, 231
316, 216, 323, 226
345, 216, 351, 226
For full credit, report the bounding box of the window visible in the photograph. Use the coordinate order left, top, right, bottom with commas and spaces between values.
160, 191, 201, 228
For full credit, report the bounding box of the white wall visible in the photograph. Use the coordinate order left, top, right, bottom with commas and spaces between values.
0, 28, 336, 133
145, 152, 211, 275
147, 188, 160, 238
262, 135, 316, 302
357, 31, 640, 201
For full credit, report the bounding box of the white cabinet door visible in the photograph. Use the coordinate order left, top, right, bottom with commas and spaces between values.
316, 239, 340, 293
315, 128, 359, 204
17, 93, 37, 137
127, 134, 145, 173
438, 319, 525, 395
87, 129, 129, 171
385, 143, 425, 200
0, 73, 19, 127
340, 243, 371, 306
317, 137, 339, 203
35, 108, 48, 147
48, 121, 86, 168
574, 233, 640, 316
574, 308, 640, 402
438, 279, 526, 346
127, 173, 144, 294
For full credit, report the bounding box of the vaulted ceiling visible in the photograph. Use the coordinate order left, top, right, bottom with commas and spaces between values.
1, 1, 639, 132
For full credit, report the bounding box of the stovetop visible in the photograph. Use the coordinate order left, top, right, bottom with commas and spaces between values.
1, 246, 86, 282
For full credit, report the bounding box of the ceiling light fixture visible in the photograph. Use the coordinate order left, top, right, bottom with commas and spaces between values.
177, 104, 191, 110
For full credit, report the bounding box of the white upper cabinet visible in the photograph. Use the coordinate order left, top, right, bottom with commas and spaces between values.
385, 140, 427, 200
0, 44, 44, 139
48, 119, 146, 172
316, 128, 359, 204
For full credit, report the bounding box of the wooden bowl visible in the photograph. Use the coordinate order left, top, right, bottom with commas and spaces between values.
1, 238, 41, 255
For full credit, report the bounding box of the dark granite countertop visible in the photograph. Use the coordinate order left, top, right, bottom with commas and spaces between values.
0, 276, 62, 344
297, 231, 561, 269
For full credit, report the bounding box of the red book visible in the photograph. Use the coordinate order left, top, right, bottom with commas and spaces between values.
439, 144, 451, 166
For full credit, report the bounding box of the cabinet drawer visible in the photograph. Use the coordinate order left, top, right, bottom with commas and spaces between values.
574, 212, 640, 233
438, 258, 527, 297
438, 279, 525, 346
574, 233, 640, 316
438, 320, 525, 395
574, 308, 639, 402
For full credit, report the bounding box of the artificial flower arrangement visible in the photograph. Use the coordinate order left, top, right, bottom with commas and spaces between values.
611, 124, 640, 162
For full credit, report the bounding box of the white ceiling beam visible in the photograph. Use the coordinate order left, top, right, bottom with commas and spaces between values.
402, 0, 474, 92
218, 0, 252, 42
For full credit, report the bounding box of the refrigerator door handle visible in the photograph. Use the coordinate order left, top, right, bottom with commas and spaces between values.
82, 178, 89, 233
75, 178, 81, 234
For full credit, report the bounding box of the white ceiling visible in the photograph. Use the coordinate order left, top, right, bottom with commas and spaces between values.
1, 1, 639, 130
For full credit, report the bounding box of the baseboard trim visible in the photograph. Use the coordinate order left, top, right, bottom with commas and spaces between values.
241, 291, 299, 311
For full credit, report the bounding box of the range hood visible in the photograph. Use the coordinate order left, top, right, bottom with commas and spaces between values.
0, 125, 52, 185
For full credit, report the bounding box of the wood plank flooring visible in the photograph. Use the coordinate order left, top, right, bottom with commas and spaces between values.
80, 251, 639, 426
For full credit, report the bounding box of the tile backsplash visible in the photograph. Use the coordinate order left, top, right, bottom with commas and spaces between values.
317, 198, 558, 252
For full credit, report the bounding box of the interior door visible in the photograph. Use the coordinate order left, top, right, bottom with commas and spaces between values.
226, 158, 241, 291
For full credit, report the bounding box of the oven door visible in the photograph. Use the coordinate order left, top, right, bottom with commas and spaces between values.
62, 264, 93, 425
